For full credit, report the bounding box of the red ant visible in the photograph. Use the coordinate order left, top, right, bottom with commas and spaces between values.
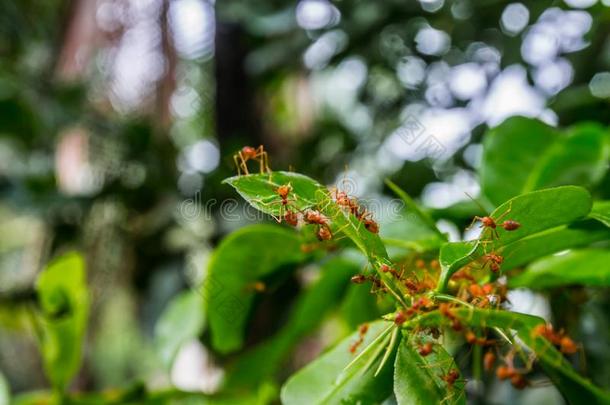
466, 196, 521, 239
316, 225, 333, 241
283, 210, 299, 227
404, 273, 435, 294
482, 252, 504, 273
303, 209, 329, 226
331, 188, 361, 217
361, 212, 379, 234
349, 323, 370, 354
233, 145, 270, 175
415, 259, 427, 269
496, 365, 529, 389
451, 268, 475, 283
532, 324, 579, 354
394, 310, 408, 326
351, 274, 387, 295
465, 330, 495, 346
484, 350, 496, 371
276, 183, 293, 206
380, 264, 402, 279
441, 369, 460, 389
245, 281, 266, 293
439, 303, 462, 331
418, 341, 434, 356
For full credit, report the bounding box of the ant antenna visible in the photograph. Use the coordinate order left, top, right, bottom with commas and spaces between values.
464, 192, 487, 214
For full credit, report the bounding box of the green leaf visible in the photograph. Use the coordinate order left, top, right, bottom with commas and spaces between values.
509, 249, 610, 289
501, 219, 610, 270
590, 201, 610, 228
154, 290, 205, 370
35, 252, 89, 392
0, 371, 9, 405
340, 284, 387, 329
394, 335, 465, 405
204, 224, 304, 354
224, 172, 389, 261
437, 186, 592, 292
225, 172, 405, 302
224, 258, 359, 389
408, 308, 610, 405
280, 321, 395, 405
385, 179, 446, 241
481, 117, 609, 206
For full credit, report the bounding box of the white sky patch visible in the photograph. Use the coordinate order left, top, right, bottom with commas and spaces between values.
110, 20, 164, 111
564, 0, 598, 8
425, 83, 454, 108
507, 289, 552, 320
169, 0, 215, 60
475, 64, 550, 127
500, 3, 530, 36
421, 169, 480, 209
415, 26, 451, 56
396, 56, 427, 89
522, 8, 591, 66
180, 140, 220, 174
533, 58, 574, 95
171, 340, 224, 393
296, 0, 341, 30
590, 72, 610, 98
383, 107, 473, 162
303, 30, 348, 70
449, 63, 487, 100
419, 0, 445, 13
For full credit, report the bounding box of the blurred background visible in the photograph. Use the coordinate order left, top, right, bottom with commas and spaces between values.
1, 0, 610, 399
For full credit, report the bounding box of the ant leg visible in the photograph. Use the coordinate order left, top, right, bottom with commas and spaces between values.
233, 155, 241, 175
466, 216, 483, 231
263, 151, 271, 173
494, 201, 513, 222
238, 152, 250, 175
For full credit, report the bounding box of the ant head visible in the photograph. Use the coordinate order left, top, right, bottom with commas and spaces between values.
394, 311, 407, 325
277, 184, 292, 197
317, 226, 332, 241
242, 146, 256, 155
481, 216, 496, 228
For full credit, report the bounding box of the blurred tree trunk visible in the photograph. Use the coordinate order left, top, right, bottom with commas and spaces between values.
214, 21, 262, 153
156, 0, 177, 133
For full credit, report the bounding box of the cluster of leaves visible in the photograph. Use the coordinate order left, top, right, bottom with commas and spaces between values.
203, 117, 610, 404
7, 117, 610, 404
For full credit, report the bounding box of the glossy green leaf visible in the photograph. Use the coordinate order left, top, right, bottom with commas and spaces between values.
224, 171, 389, 261
204, 224, 304, 354
394, 335, 465, 405
481, 117, 609, 206
437, 186, 592, 292
224, 258, 359, 389
0, 371, 9, 405
225, 172, 404, 301
590, 201, 610, 228
155, 290, 205, 370
501, 220, 610, 270
510, 249, 610, 289
385, 179, 446, 241
35, 252, 89, 392
280, 321, 395, 405
407, 308, 610, 404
